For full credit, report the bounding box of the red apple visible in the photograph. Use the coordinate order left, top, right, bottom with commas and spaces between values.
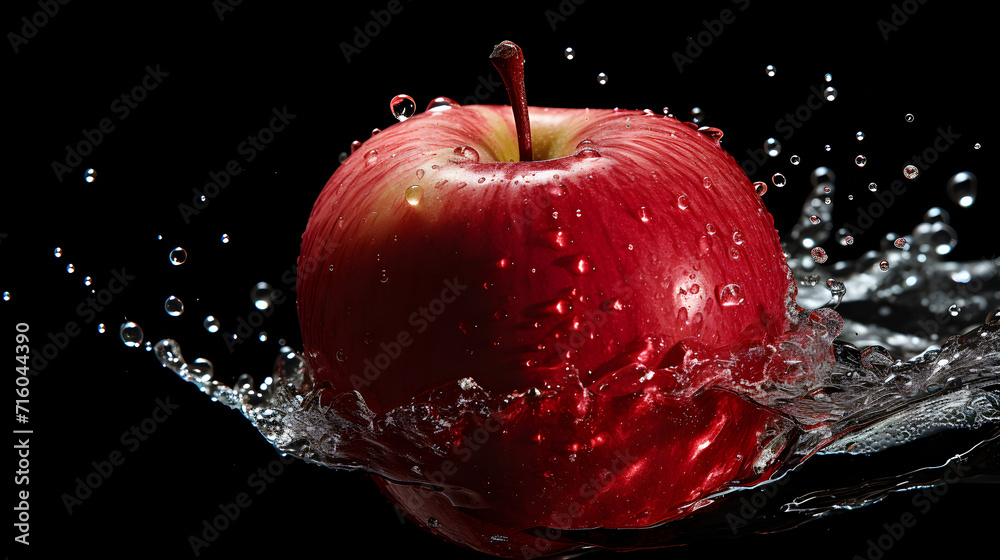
297, 42, 798, 557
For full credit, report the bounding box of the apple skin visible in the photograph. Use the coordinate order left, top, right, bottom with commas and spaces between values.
297, 102, 797, 556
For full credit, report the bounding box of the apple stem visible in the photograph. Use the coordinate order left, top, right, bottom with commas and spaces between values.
491, 41, 532, 162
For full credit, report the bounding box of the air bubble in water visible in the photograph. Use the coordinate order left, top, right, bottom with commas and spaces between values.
564, 47, 575, 60
766, 65, 776, 77
903, 165, 919, 179
405, 185, 423, 206
204, 315, 221, 333
120, 322, 144, 348
252, 282, 275, 310
597, 72, 608, 85
754, 182, 767, 196
390, 94, 416, 122
165, 296, 184, 317
772, 173, 786, 187
169, 247, 188, 265
855, 155, 867, 167
946, 172, 977, 207
765, 138, 781, 157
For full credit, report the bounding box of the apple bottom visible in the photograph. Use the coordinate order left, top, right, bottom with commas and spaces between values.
367, 387, 798, 558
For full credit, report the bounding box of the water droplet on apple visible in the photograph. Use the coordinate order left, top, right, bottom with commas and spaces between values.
733, 230, 744, 245
717, 284, 745, 307
405, 185, 423, 206
120, 321, 144, 348
415, 169, 425, 179
698, 236, 713, 254
811, 247, 829, 264
577, 147, 601, 158
564, 47, 575, 60
371, 128, 381, 137
702, 176, 712, 188
365, 149, 379, 165
426, 97, 460, 111
638, 207, 652, 222
390, 94, 416, 121
753, 181, 767, 196
453, 145, 480, 162
597, 72, 608, 85
165, 295, 184, 317
555, 254, 594, 275
946, 172, 977, 207
765, 138, 781, 157
855, 155, 867, 167
380, 270, 389, 283
169, 247, 187, 265
350, 140, 362, 153
477, 177, 486, 184
252, 282, 275, 309
677, 195, 690, 210
204, 315, 221, 333
699, 127, 723, 142
903, 165, 919, 179
523, 297, 573, 318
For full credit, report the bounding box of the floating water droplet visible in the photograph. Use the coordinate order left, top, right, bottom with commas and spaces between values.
66, 263, 75, 273
426, 97, 460, 111
97, 323, 105, 333
824, 86, 838, 101
188, 358, 214, 383
169, 247, 187, 265
868, 182, 878, 192
405, 185, 423, 206
165, 295, 184, 317
824, 73, 833, 82
894, 238, 907, 249
120, 322, 143, 348
597, 72, 608, 85
338, 151, 348, 164
946, 171, 977, 207
84, 276, 92, 286
2, 291, 10, 301
824, 144, 832, 152
810, 215, 821, 225
879, 260, 890, 271
974, 142, 981, 150
258, 332, 268, 342
389, 94, 416, 122
54, 247, 62, 257
765, 137, 781, 157
564, 47, 575, 60
765, 64, 776, 77
772, 173, 786, 187
690, 107, 703, 123
811, 247, 829, 264
204, 315, 221, 333
252, 282, 275, 310
905, 113, 915, 123
754, 181, 767, 196
221, 233, 230, 244
903, 165, 919, 179
856, 131, 864, 141
948, 304, 961, 317
717, 284, 745, 307
844, 235, 854, 245
855, 155, 867, 167
790, 155, 801, 165
84, 168, 96, 182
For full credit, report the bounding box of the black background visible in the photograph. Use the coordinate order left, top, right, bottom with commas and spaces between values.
5, 0, 997, 558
